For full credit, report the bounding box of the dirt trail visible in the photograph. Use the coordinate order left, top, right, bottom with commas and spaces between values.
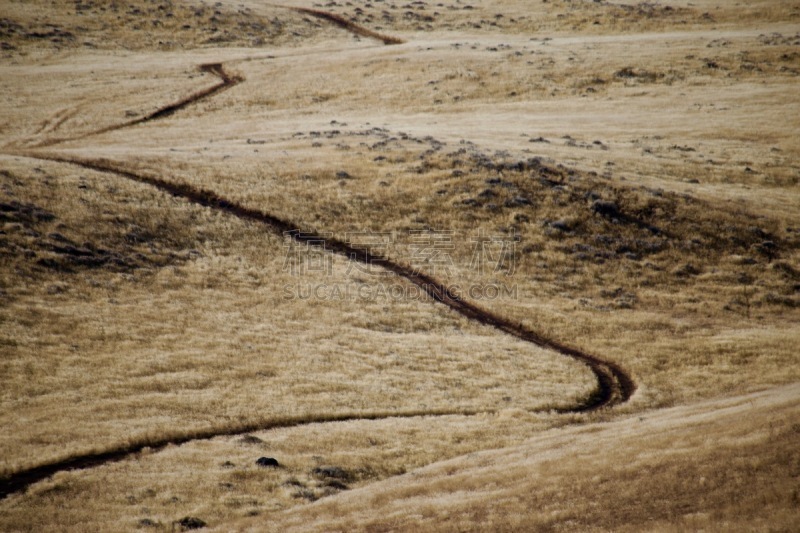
0, 406, 488, 501
21, 63, 242, 149
32, 106, 81, 136
273, 4, 405, 45
0, 152, 635, 500
0, 26, 632, 500
30, 153, 635, 411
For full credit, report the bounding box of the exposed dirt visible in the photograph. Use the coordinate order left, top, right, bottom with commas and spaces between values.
278, 4, 406, 45
20, 63, 242, 149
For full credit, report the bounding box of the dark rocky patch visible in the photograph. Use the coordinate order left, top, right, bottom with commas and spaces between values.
591, 199, 621, 219
256, 456, 280, 468
1, 171, 198, 279
0, 200, 56, 223
335, 170, 353, 179
176, 516, 206, 530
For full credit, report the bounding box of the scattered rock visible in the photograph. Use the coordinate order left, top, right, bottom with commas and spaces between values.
256, 456, 280, 468
591, 199, 621, 219
176, 516, 206, 530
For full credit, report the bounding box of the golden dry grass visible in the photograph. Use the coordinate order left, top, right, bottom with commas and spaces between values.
0, 155, 591, 470
0, 0, 799, 530
0, 0, 339, 52
237, 383, 800, 532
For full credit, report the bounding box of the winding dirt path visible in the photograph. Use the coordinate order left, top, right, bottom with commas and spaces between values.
19, 63, 242, 149
273, 3, 405, 45
0, 17, 634, 501
0, 151, 635, 500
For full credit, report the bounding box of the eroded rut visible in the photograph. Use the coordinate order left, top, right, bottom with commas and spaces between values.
19, 63, 242, 149
0, 14, 634, 503
279, 4, 406, 45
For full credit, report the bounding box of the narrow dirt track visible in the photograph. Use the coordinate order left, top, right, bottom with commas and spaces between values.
0, 152, 635, 500
20, 63, 242, 149
273, 3, 406, 45
0, 406, 491, 501
0, 19, 633, 502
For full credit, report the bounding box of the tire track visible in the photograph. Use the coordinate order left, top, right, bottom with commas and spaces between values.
23, 63, 242, 149
0, 407, 487, 501
32, 106, 81, 136
274, 4, 405, 45
0, 151, 635, 500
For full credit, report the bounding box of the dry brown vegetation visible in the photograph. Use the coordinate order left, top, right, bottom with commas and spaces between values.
1, 0, 799, 531
234, 383, 800, 532
0, 0, 339, 52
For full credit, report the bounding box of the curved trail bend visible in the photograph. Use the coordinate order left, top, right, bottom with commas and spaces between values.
1, 21, 633, 500
0, 152, 635, 500
21, 63, 242, 149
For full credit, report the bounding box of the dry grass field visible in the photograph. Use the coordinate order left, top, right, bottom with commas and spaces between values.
1, 0, 799, 531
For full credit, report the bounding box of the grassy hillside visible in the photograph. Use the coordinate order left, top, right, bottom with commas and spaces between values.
232, 383, 800, 532
1, 0, 798, 530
